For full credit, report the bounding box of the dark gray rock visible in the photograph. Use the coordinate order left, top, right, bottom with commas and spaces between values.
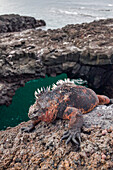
0, 14, 46, 33
0, 18, 113, 105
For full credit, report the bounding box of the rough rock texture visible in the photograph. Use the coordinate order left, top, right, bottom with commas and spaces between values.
0, 18, 113, 105
0, 104, 113, 169
0, 14, 46, 33
83, 104, 113, 129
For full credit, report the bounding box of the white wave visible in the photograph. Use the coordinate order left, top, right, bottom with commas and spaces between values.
96, 16, 106, 20
51, 8, 99, 19
80, 7, 85, 9
50, 8, 78, 15
108, 4, 113, 7
60, 10, 78, 15
51, 8, 97, 19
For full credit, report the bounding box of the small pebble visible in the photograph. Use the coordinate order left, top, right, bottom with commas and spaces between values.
102, 130, 107, 135
101, 153, 106, 160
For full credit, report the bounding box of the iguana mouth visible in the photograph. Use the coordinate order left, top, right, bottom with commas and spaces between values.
31, 116, 38, 120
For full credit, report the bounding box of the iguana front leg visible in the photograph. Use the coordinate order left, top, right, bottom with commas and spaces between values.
61, 107, 83, 147
21, 106, 58, 133
21, 119, 40, 132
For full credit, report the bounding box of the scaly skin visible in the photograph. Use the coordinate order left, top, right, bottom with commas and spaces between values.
21, 80, 112, 148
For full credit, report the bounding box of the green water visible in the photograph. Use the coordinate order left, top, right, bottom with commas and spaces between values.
0, 74, 87, 130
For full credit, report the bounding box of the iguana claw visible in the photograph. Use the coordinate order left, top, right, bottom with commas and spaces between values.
61, 130, 81, 146
21, 125, 35, 133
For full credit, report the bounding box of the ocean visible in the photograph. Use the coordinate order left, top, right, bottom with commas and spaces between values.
0, 0, 113, 29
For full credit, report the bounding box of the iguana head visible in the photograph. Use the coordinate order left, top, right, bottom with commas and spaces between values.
28, 86, 51, 120
28, 102, 44, 120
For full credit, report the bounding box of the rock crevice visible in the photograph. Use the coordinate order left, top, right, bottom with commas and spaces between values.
0, 18, 113, 105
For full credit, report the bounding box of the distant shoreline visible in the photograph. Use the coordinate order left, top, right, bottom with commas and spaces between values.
0, 14, 46, 33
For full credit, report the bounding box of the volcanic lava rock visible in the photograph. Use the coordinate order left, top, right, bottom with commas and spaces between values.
0, 14, 46, 33
0, 18, 113, 105
0, 104, 113, 169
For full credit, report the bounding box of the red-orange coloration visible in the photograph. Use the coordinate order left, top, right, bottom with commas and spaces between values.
97, 95, 110, 105
22, 81, 112, 147
82, 89, 87, 94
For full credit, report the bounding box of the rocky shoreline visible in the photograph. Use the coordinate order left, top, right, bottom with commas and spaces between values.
0, 17, 113, 169
0, 105, 113, 169
0, 18, 113, 106
0, 14, 46, 33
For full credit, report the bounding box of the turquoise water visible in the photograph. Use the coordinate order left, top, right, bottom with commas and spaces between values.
0, 74, 67, 130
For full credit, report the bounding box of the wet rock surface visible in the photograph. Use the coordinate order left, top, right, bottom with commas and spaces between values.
0, 14, 46, 33
0, 18, 113, 105
0, 104, 113, 169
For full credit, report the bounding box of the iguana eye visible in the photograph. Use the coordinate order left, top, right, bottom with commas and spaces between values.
33, 111, 37, 114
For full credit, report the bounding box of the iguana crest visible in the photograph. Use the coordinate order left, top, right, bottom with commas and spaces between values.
34, 78, 86, 99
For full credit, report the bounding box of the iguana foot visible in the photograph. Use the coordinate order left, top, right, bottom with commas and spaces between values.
61, 129, 81, 146
21, 120, 40, 133
21, 124, 35, 133
61, 107, 83, 148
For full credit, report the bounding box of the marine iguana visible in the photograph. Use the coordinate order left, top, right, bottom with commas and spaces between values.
22, 79, 113, 147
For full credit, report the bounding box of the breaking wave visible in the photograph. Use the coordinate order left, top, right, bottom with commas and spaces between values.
50, 8, 95, 18
108, 4, 113, 7
51, 9, 78, 15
